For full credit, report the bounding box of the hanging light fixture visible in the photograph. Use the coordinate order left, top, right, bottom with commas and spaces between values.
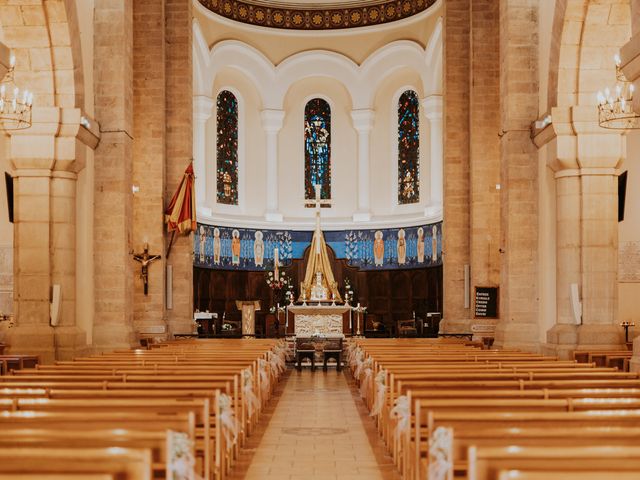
597, 54, 640, 130
0, 54, 33, 131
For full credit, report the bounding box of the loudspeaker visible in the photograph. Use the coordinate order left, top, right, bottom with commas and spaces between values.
570, 283, 582, 325
166, 264, 173, 310
463, 264, 470, 309
50, 284, 61, 327
4, 172, 13, 223
619, 170, 628, 222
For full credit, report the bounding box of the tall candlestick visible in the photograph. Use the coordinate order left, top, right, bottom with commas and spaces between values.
274, 247, 279, 279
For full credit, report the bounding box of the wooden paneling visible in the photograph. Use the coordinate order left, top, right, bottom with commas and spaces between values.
193, 246, 442, 335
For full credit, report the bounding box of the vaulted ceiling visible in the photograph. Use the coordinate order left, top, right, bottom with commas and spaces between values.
197, 0, 437, 30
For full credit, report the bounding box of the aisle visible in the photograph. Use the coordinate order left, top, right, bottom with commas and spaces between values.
230, 369, 401, 480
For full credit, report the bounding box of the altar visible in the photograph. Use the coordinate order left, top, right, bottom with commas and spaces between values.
287, 305, 351, 336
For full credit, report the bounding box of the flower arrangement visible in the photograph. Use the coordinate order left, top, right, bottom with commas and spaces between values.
344, 278, 355, 304
265, 270, 290, 290
222, 323, 234, 331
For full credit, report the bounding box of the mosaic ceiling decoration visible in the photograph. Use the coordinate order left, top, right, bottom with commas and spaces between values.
198, 0, 436, 30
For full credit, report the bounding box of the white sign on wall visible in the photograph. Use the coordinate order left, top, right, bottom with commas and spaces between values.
619, 241, 640, 283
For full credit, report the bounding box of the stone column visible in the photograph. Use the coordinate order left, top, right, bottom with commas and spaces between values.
165, 0, 194, 336
442, 0, 471, 331
193, 96, 214, 209
261, 109, 285, 222
9, 151, 55, 361
423, 95, 443, 209
573, 107, 624, 350
132, 0, 167, 333
351, 109, 374, 222
92, 0, 135, 350
494, 0, 539, 351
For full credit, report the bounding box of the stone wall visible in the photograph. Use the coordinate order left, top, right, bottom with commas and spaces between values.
442, 0, 501, 333
165, 0, 194, 336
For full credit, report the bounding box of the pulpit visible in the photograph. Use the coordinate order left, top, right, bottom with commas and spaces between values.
235, 300, 260, 337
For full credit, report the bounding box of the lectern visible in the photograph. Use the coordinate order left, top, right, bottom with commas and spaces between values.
235, 300, 260, 337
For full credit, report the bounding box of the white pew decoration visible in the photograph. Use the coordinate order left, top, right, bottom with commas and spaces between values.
390, 395, 410, 443
428, 427, 453, 480
270, 347, 286, 376
167, 430, 196, 480
353, 352, 369, 380
258, 358, 271, 397
370, 369, 387, 417
243, 368, 260, 417
219, 393, 238, 449
359, 357, 374, 400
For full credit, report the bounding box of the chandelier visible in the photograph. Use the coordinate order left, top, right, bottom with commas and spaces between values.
0, 55, 33, 130
597, 54, 640, 130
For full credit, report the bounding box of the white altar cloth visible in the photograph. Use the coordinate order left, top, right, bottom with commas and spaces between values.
288, 305, 350, 335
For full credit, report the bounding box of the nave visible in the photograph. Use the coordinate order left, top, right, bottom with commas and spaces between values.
230, 369, 401, 480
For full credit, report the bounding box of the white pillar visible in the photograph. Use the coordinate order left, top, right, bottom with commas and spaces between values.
351, 109, 375, 222
423, 95, 444, 214
193, 96, 215, 211
261, 109, 285, 222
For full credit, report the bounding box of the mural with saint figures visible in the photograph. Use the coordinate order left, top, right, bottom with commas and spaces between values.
194, 222, 442, 271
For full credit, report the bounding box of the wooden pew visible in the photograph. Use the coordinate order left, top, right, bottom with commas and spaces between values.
467, 445, 640, 480
0, 447, 152, 479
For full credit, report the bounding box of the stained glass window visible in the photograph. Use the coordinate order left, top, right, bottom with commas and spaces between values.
304, 98, 331, 203
398, 90, 420, 204
216, 90, 239, 205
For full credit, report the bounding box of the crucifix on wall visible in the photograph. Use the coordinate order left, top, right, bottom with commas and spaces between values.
132, 243, 161, 295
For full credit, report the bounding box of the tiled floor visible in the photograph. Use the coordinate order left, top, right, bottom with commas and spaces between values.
229, 368, 401, 480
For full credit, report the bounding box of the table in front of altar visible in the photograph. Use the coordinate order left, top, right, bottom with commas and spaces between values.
286, 305, 352, 335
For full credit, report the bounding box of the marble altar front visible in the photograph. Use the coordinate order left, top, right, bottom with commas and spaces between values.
288, 305, 351, 335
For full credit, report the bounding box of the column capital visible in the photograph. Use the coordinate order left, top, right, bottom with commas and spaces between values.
422, 95, 443, 120
351, 109, 375, 132
261, 109, 285, 132
193, 95, 215, 122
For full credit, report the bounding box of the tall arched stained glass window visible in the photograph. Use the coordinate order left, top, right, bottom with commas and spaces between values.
304, 98, 331, 203
216, 90, 239, 205
398, 90, 420, 204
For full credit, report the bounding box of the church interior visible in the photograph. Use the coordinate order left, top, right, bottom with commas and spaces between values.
1, 0, 640, 478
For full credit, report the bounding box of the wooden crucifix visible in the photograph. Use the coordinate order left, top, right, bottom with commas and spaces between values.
133, 243, 161, 295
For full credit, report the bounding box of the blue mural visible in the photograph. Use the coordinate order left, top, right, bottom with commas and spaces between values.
194, 222, 442, 271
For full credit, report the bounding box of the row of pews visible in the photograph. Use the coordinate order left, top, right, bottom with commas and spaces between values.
0, 338, 288, 480
348, 338, 640, 480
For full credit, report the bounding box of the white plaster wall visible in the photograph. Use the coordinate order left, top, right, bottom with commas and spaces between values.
210, 69, 266, 218
371, 68, 428, 216
279, 77, 357, 220
619, 130, 640, 325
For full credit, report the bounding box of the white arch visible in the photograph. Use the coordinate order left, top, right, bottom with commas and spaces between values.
195, 32, 443, 111
192, 18, 210, 96
424, 16, 443, 95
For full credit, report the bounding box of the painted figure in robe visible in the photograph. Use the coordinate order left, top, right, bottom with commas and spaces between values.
254, 231, 264, 267
431, 225, 438, 263
374, 230, 384, 266
199, 225, 206, 263
397, 229, 407, 265
417, 227, 425, 263
231, 229, 241, 265
213, 228, 221, 265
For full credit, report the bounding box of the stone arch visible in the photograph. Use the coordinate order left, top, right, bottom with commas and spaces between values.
551, 0, 631, 109
0, 0, 84, 109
